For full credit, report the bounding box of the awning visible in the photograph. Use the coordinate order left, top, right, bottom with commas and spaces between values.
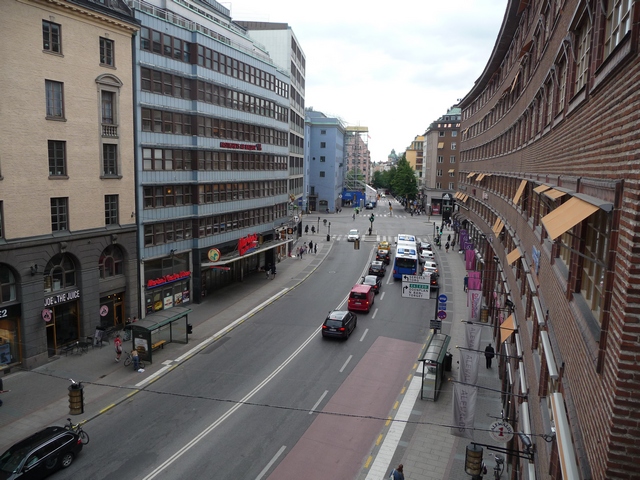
461, 194, 469, 202
454, 192, 462, 199
543, 188, 567, 201
513, 179, 528, 205
507, 247, 522, 265
519, 39, 533, 57
448, 168, 455, 173
437, 142, 444, 149
510, 70, 520, 93
533, 184, 551, 194
500, 314, 516, 344
541, 197, 599, 240
495, 220, 504, 235
201, 238, 291, 268
492, 218, 501, 233
467, 172, 476, 178
476, 173, 486, 181
550, 392, 580, 479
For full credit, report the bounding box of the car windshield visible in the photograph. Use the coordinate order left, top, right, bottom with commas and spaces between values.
363, 277, 376, 285
349, 230, 358, 235
0, 446, 30, 473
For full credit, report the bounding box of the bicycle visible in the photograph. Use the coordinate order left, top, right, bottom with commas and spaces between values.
64, 418, 90, 445
123, 351, 145, 369
486, 453, 504, 479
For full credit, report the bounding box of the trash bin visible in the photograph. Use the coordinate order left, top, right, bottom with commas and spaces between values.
444, 352, 453, 372
187, 324, 193, 335
68, 383, 84, 415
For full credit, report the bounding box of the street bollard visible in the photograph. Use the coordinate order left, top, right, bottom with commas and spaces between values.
68, 383, 84, 415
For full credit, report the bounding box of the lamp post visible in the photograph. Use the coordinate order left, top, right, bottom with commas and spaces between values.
327, 222, 331, 242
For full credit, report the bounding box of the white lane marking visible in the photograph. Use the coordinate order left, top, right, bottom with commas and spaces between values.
135, 365, 171, 388
142, 325, 321, 480
339, 355, 353, 373
255, 445, 286, 480
372, 307, 378, 319
359, 328, 369, 342
385, 274, 393, 285
309, 390, 328, 414
380, 292, 386, 300
365, 375, 422, 480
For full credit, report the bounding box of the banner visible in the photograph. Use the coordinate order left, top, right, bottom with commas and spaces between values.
465, 249, 476, 270
451, 383, 478, 439
459, 348, 480, 385
464, 321, 483, 351
467, 289, 482, 321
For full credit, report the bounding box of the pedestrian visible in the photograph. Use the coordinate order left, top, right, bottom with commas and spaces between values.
271, 264, 277, 278
114, 334, 123, 362
389, 463, 404, 480
266, 264, 272, 279
447, 234, 451, 242
445, 241, 450, 253
464, 273, 469, 292
303, 242, 308, 254
311, 225, 315, 234
131, 347, 140, 371
132, 316, 137, 323
305, 225, 309, 234
314, 243, 317, 254
353, 213, 356, 221
309, 240, 314, 253
485, 344, 495, 368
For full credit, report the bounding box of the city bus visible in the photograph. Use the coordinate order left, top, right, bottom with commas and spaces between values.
392, 242, 419, 279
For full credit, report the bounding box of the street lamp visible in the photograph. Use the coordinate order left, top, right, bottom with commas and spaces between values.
464, 444, 484, 479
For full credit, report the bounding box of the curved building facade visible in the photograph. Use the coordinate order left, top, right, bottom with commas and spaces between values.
457, 0, 640, 479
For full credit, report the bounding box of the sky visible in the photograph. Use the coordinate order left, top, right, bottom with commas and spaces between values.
229, 0, 507, 163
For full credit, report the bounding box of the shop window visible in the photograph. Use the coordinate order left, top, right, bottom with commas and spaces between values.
99, 245, 124, 278
43, 254, 76, 293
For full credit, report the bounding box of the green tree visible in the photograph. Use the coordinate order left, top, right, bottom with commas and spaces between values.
391, 156, 417, 200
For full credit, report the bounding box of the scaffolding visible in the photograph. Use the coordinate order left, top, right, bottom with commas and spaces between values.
344, 126, 370, 191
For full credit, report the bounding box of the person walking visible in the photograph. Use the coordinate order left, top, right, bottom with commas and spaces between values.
447, 234, 451, 242
114, 334, 123, 362
303, 242, 308, 254
271, 264, 276, 278
389, 463, 404, 480
309, 240, 314, 253
131, 347, 140, 371
485, 344, 495, 368
314, 243, 317, 254
266, 264, 272, 279
445, 241, 450, 253
352, 212, 356, 221
464, 273, 469, 292
305, 225, 309, 234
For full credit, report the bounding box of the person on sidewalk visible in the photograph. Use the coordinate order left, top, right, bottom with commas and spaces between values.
464, 273, 469, 292
305, 225, 309, 234
314, 243, 317, 254
271, 264, 276, 278
309, 240, 314, 253
114, 334, 123, 362
389, 463, 404, 479
445, 241, 450, 253
485, 344, 495, 368
131, 348, 140, 371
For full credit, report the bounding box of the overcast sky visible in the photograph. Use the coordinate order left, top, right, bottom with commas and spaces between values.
230, 0, 507, 162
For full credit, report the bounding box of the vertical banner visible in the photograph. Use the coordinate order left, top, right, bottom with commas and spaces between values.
451, 383, 478, 439
465, 249, 476, 270
467, 289, 482, 321
464, 321, 483, 351
459, 348, 480, 385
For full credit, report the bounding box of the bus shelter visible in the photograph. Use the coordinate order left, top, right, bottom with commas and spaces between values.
130, 306, 192, 363
419, 332, 451, 401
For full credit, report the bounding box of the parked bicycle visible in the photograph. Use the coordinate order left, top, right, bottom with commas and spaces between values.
64, 418, 90, 445
123, 351, 145, 369
482, 453, 504, 479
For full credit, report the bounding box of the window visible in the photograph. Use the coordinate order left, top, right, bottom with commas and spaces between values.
451, 142, 457, 150
105, 195, 118, 225
575, 19, 592, 92
103, 144, 118, 175
320, 142, 326, 148
100, 37, 114, 66
320, 171, 325, 177
438, 156, 444, 163
320, 156, 326, 162
437, 169, 443, 177
450, 155, 456, 163
48, 140, 66, 176
102, 91, 114, 124
321, 129, 326, 134
579, 210, 609, 324
45, 80, 64, 119
51, 198, 68, 232
451, 131, 458, 137
42, 20, 61, 53
44, 254, 75, 292
0, 263, 16, 303
449, 182, 455, 189
449, 171, 455, 177
604, 0, 632, 58
439, 131, 445, 137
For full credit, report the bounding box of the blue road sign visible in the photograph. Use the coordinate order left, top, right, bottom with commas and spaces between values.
438, 294, 448, 303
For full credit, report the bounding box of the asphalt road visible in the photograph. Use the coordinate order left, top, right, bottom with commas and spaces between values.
56, 203, 437, 480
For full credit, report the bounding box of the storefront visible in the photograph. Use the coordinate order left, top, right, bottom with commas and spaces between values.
99, 292, 126, 328
0, 303, 21, 368
43, 289, 81, 357
143, 252, 191, 315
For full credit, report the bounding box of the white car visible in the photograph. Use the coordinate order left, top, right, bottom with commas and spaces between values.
423, 261, 439, 277
420, 250, 435, 263
347, 229, 360, 242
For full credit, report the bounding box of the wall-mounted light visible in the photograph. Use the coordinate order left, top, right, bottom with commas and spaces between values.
30, 265, 46, 276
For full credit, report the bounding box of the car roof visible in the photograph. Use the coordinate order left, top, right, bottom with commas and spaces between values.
5, 427, 68, 453
327, 310, 349, 320
349, 229, 358, 233
371, 261, 383, 266
351, 284, 372, 292
363, 275, 378, 282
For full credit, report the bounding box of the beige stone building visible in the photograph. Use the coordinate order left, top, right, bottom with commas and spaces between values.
0, 0, 139, 369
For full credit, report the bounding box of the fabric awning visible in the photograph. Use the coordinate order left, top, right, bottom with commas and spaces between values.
533, 184, 551, 194
448, 168, 455, 173
476, 173, 486, 181
510, 70, 520, 93
543, 188, 567, 201
492, 219, 504, 236
541, 197, 599, 240
519, 39, 533, 57
513, 179, 528, 205
437, 142, 444, 149
507, 248, 522, 265
500, 314, 516, 344
454, 192, 460, 199
467, 172, 476, 178
461, 194, 469, 202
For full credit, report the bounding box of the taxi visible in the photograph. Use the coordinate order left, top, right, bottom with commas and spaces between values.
378, 241, 391, 252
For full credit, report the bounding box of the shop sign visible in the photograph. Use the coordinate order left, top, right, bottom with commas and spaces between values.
238, 234, 258, 256
220, 142, 262, 151
99, 305, 109, 317
44, 290, 80, 307
42, 309, 53, 322
0, 304, 21, 320
207, 248, 221, 262
146, 271, 191, 289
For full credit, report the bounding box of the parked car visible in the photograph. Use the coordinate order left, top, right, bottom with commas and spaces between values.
322, 310, 358, 339
0, 426, 83, 479
376, 249, 391, 265
347, 229, 360, 242
361, 275, 382, 294
368, 261, 387, 277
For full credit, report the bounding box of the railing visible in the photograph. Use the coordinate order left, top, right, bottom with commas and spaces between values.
102, 124, 118, 137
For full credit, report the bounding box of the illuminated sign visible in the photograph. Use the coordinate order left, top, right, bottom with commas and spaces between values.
220, 142, 262, 151
207, 248, 221, 262
146, 271, 191, 289
238, 234, 259, 256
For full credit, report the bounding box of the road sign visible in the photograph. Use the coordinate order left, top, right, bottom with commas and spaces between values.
402, 283, 430, 299
438, 294, 448, 303
437, 310, 447, 319
402, 274, 428, 283
438, 303, 446, 311
430, 319, 442, 330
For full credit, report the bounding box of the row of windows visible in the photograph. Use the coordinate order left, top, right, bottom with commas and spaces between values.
141, 108, 287, 146
48, 196, 118, 233
142, 148, 287, 171
140, 27, 288, 98
47, 140, 119, 177
437, 156, 456, 163
143, 180, 287, 208
140, 68, 288, 123
43, 20, 115, 67
143, 203, 287, 246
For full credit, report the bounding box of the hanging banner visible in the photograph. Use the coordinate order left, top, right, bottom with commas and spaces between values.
459, 348, 480, 385
467, 289, 482, 321
451, 383, 477, 439
465, 249, 476, 270
464, 321, 483, 351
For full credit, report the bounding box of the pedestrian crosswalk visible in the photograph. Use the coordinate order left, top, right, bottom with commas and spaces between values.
327, 235, 435, 243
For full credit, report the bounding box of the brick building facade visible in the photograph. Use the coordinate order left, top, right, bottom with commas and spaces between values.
457, 0, 640, 478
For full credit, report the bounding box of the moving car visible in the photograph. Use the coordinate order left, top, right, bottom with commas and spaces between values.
378, 241, 391, 252
419, 241, 432, 253
322, 310, 358, 339
368, 261, 387, 277
347, 284, 375, 313
419, 249, 435, 263
376, 249, 391, 265
423, 260, 439, 278
347, 229, 360, 242
361, 274, 382, 294
0, 426, 83, 479
365, 202, 374, 209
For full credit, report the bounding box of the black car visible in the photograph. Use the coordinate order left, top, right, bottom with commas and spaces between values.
365, 202, 374, 209
321, 310, 357, 339
361, 275, 382, 294
368, 261, 387, 277
376, 249, 390, 265
0, 426, 83, 479
429, 275, 439, 289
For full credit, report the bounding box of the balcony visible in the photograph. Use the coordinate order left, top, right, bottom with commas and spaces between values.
102, 124, 118, 138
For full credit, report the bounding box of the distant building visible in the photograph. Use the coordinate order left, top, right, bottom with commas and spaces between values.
304, 109, 345, 213
405, 134, 425, 184
344, 127, 371, 186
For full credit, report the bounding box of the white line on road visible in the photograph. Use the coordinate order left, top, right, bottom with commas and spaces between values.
372, 307, 378, 319
255, 445, 286, 480
339, 355, 353, 373
142, 325, 321, 480
380, 291, 386, 300
359, 328, 369, 342
309, 390, 328, 414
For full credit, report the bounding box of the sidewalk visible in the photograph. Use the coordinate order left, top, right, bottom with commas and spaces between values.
0, 235, 333, 451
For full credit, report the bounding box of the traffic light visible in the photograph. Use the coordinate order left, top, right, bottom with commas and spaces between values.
369, 214, 375, 223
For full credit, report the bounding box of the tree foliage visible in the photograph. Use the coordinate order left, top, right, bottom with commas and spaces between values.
391, 155, 418, 200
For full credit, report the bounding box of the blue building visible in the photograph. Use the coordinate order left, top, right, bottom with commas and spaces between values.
304, 109, 346, 213
131, 0, 293, 314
